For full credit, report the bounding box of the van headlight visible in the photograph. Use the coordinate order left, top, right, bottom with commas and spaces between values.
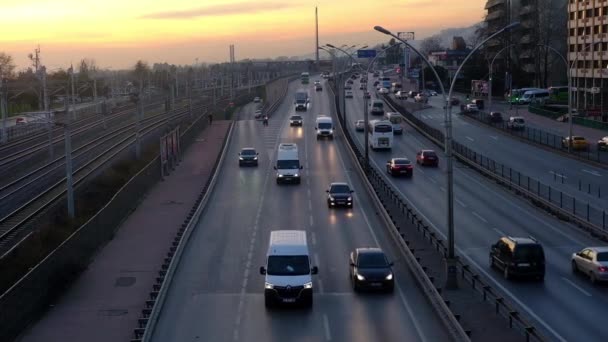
329, 129, 333, 134
328, 195, 334, 201
294, 173, 299, 177
347, 197, 352, 201
253, 157, 258, 160
265, 282, 274, 289
385, 273, 393, 280
278, 174, 284, 178
239, 157, 244, 160
356, 274, 365, 281
304, 282, 313, 289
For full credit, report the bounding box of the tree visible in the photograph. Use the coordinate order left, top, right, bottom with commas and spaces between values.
420, 37, 444, 56
0, 52, 16, 79
132, 60, 150, 90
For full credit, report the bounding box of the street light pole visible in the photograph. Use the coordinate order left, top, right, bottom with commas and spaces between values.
376, 22, 519, 289
488, 44, 516, 113
326, 44, 367, 125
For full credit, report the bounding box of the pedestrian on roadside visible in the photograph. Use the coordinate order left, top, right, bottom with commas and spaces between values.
208, 114, 213, 125
263, 115, 269, 126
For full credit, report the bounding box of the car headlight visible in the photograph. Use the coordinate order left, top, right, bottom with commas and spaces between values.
329, 129, 333, 134
278, 174, 284, 178
253, 157, 258, 160
356, 274, 365, 281
294, 173, 299, 177
239, 157, 244, 160
265, 282, 274, 289
328, 195, 334, 201
304, 282, 313, 289
385, 273, 393, 280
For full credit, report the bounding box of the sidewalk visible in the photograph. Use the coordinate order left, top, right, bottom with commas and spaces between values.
17, 121, 231, 342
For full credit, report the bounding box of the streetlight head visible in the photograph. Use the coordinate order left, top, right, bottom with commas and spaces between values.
374, 26, 392, 35
326, 43, 336, 48
361, 45, 368, 49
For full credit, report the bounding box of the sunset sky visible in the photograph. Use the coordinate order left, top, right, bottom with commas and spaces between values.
0, 0, 486, 70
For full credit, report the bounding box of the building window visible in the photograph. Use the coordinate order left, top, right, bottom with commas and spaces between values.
570, 28, 576, 36
602, 60, 608, 69
595, 8, 601, 17
602, 42, 608, 51
604, 7, 608, 16
578, 27, 585, 35
570, 12, 575, 20
586, 26, 592, 35
577, 60, 584, 68
586, 9, 593, 18
603, 24, 608, 33
594, 60, 600, 68
586, 61, 592, 69
579, 10, 584, 19
578, 43, 583, 51
595, 25, 601, 34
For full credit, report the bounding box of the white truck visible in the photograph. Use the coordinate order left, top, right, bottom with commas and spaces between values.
274, 143, 303, 184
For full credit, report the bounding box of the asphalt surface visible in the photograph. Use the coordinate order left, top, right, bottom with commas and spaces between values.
404, 94, 608, 216
150, 78, 449, 342
342, 74, 608, 342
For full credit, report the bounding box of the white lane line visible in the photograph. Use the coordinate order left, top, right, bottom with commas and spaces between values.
310, 215, 314, 227
307, 188, 311, 198
427, 176, 437, 184
455, 197, 467, 208
439, 186, 446, 192
323, 314, 332, 341
311, 231, 317, 245
309, 199, 313, 211
368, 157, 567, 342
333, 132, 429, 342
493, 227, 506, 236
549, 171, 567, 179
416, 167, 426, 175
582, 169, 602, 177
489, 135, 498, 140
561, 277, 592, 297
471, 211, 488, 223
466, 136, 474, 142
318, 278, 325, 294
314, 253, 321, 267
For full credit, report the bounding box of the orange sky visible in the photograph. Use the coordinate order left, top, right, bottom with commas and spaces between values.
0, 0, 487, 70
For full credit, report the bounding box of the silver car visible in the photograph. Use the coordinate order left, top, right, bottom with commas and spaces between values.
355, 120, 365, 132
571, 246, 608, 284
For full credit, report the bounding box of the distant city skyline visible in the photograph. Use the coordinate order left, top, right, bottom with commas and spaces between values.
0, 0, 486, 70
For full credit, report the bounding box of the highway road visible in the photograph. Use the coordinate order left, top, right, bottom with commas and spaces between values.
404, 93, 608, 213
149, 78, 449, 342
341, 74, 608, 342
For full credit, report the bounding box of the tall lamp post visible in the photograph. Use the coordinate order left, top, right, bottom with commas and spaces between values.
326, 44, 367, 124
375, 21, 519, 289
488, 44, 516, 113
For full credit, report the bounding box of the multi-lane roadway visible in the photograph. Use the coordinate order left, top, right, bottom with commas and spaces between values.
149, 78, 448, 342
341, 74, 608, 342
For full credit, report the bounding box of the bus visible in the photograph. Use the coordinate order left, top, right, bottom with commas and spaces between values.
507, 88, 541, 104
380, 76, 391, 89
385, 112, 403, 135
301, 72, 310, 84
368, 119, 393, 150
548, 86, 569, 103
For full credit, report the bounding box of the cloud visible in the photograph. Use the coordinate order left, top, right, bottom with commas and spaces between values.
140, 2, 296, 20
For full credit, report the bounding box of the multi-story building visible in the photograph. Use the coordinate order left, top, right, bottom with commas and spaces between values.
484, 0, 568, 90
568, 0, 608, 114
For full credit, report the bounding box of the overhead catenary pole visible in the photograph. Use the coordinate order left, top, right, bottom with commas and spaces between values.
315, 6, 320, 67
70, 63, 76, 120
64, 74, 75, 219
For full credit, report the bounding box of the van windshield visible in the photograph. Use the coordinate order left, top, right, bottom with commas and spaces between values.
267, 255, 310, 275
318, 122, 332, 129
277, 160, 300, 169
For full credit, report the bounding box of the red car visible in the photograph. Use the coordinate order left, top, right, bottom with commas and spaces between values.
416, 150, 439, 166
386, 158, 413, 177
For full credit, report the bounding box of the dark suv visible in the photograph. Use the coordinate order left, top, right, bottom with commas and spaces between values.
490, 237, 545, 281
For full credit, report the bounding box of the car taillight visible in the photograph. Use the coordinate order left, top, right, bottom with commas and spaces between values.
598, 266, 608, 272
420, 156, 424, 160
406, 165, 413, 169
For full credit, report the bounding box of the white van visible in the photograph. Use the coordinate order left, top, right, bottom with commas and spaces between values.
260, 230, 318, 308
274, 143, 302, 184
315, 116, 334, 140
519, 89, 549, 104
385, 112, 403, 135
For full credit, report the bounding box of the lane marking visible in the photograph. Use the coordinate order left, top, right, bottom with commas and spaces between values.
318, 278, 325, 294
310, 215, 314, 227
582, 169, 602, 177
323, 314, 332, 341
465, 136, 474, 142
311, 231, 317, 245
364, 154, 568, 342
493, 227, 506, 236
549, 171, 567, 179
561, 277, 592, 297
472, 211, 488, 223
455, 197, 467, 208
416, 167, 426, 175
427, 176, 437, 184
489, 135, 498, 140
439, 186, 446, 192
333, 129, 429, 342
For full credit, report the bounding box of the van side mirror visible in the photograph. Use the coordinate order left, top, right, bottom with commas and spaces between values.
314, 127, 317, 130
311, 266, 318, 275
300, 166, 303, 169
349, 262, 355, 267
325, 190, 329, 193
273, 166, 277, 170
350, 190, 354, 193
259, 266, 266, 275
256, 153, 259, 155
389, 262, 394, 267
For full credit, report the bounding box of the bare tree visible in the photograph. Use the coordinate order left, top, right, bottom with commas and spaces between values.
132, 60, 150, 90
420, 36, 444, 56
0, 52, 16, 79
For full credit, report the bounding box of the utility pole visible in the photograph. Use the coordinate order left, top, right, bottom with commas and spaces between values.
0, 77, 7, 144
93, 78, 98, 114
315, 6, 320, 67
70, 64, 76, 120
397, 32, 415, 91
135, 86, 142, 159
64, 80, 75, 219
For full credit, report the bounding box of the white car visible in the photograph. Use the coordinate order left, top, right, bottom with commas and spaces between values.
572, 247, 608, 284
507, 116, 525, 130
345, 90, 354, 98
355, 120, 365, 132
378, 87, 389, 94
465, 103, 478, 112
414, 94, 427, 103
429, 90, 438, 96
253, 97, 261, 103
395, 91, 407, 99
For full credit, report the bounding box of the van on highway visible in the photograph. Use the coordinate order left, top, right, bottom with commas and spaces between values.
274, 143, 302, 184
260, 230, 318, 308
370, 100, 384, 116
315, 116, 334, 140
519, 89, 549, 104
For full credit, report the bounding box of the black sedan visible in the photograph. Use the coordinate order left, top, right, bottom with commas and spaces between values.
238, 147, 259, 166
326, 182, 354, 208
350, 248, 394, 292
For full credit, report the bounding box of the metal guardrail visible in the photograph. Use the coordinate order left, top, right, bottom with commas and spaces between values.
328, 83, 471, 342
330, 83, 546, 341
386, 96, 608, 238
